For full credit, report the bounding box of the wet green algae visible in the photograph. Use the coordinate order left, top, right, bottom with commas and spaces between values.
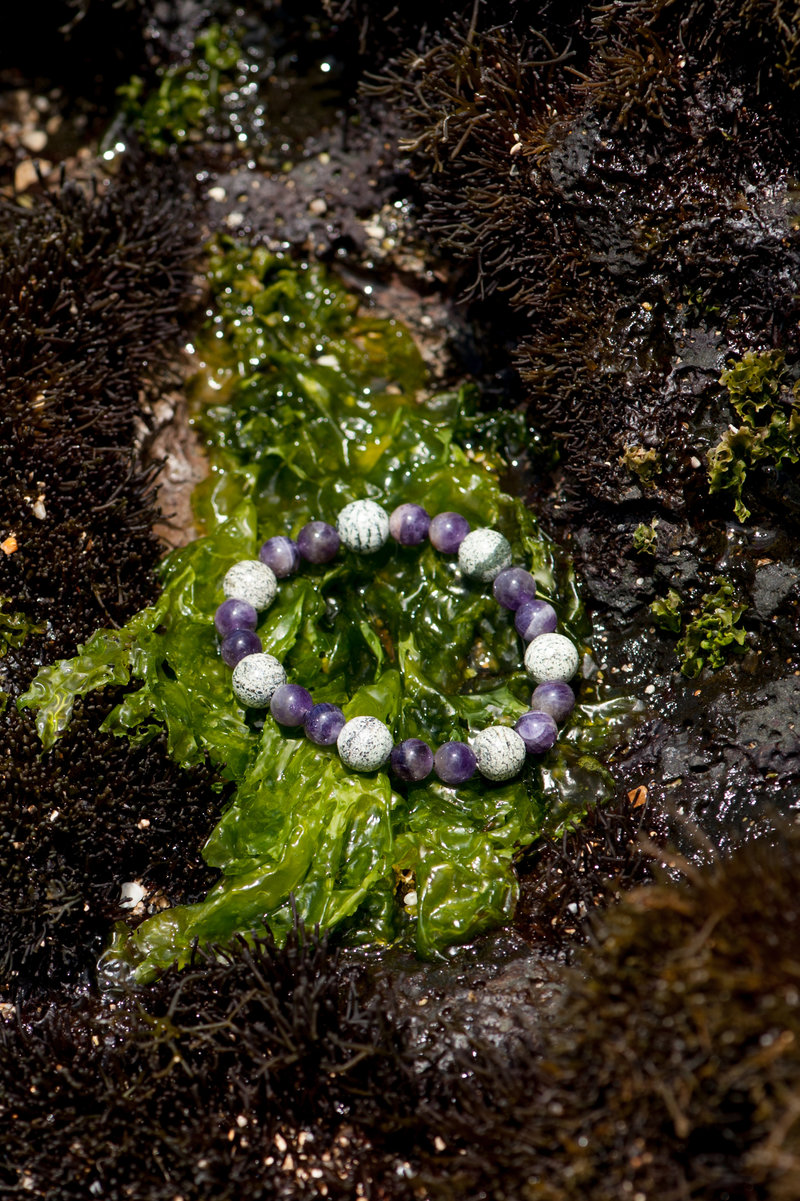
19, 242, 628, 980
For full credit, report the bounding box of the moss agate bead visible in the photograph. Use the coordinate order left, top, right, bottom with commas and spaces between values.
457, 529, 512, 582
232, 652, 286, 707
473, 726, 527, 781
337, 715, 393, 771
524, 633, 579, 684
336, 500, 390, 554
223, 560, 278, 611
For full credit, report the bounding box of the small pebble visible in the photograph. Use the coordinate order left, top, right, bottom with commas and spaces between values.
458, 528, 513, 582
524, 633, 579, 683
223, 559, 277, 611
472, 726, 527, 781
404, 890, 418, 908
337, 499, 390, 554
232, 653, 286, 707
337, 715, 393, 771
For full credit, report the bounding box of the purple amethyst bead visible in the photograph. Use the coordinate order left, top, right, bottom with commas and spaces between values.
428, 511, 470, 555
259, 535, 300, 579
304, 702, 346, 746
493, 567, 537, 611
297, 521, 340, 564
215, 598, 258, 637
514, 710, 558, 754
433, 741, 477, 785
390, 738, 434, 782
531, 681, 576, 724
515, 599, 558, 641
220, 629, 262, 667
389, 503, 431, 547
270, 684, 314, 726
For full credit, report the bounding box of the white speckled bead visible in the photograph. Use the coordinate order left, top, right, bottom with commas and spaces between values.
231, 653, 286, 707
524, 632, 579, 684
223, 559, 277, 611
336, 500, 390, 554
472, 725, 527, 781
337, 715, 393, 771
457, 528, 513, 582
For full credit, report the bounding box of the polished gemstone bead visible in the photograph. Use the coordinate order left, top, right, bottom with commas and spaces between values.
231, 653, 286, 707
389, 503, 430, 547
390, 738, 434, 782
493, 567, 537, 611
433, 740, 477, 784
473, 725, 527, 780
428, 511, 470, 554
220, 629, 262, 667
514, 710, 558, 754
524, 633, 579, 683
214, 598, 258, 637
336, 499, 390, 554
304, 702, 346, 746
259, 535, 300, 578
297, 520, 340, 564
270, 683, 313, 726
337, 715, 393, 771
531, 681, 575, 724
515, 599, 558, 641
222, 559, 277, 611
458, 529, 513, 582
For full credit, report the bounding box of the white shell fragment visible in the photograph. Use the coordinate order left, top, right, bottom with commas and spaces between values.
524, 632, 579, 683
223, 559, 277, 611
473, 725, 527, 781
458, 528, 513, 582
337, 715, 393, 771
232, 653, 286, 707
336, 500, 390, 554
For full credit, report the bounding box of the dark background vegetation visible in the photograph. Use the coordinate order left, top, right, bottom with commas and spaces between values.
2, 1, 800, 1197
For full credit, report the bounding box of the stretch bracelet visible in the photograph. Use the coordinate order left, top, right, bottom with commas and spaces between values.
213, 499, 580, 785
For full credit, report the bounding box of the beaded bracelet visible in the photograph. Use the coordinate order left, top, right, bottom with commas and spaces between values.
213, 499, 579, 785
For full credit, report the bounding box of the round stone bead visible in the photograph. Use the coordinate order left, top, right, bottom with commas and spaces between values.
493, 567, 537, 611
259, 536, 300, 579
390, 738, 434, 782
524, 633, 579, 684
270, 684, 313, 726
531, 681, 575, 724
337, 715, 393, 771
473, 725, 527, 781
389, 503, 430, 547
336, 500, 390, 554
304, 702, 346, 746
428, 511, 470, 554
223, 560, 278, 611
231, 652, 286, 707
297, 521, 340, 564
458, 529, 513, 582
514, 710, 558, 754
214, 598, 258, 637
515, 599, 558, 641
433, 741, 477, 785
221, 629, 262, 667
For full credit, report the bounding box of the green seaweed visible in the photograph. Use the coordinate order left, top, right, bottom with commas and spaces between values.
650, 588, 682, 633
115, 23, 244, 154
20, 241, 631, 979
708, 349, 800, 521
620, 445, 661, 485
0, 598, 41, 657
632, 519, 658, 555
677, 577, 747, 678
